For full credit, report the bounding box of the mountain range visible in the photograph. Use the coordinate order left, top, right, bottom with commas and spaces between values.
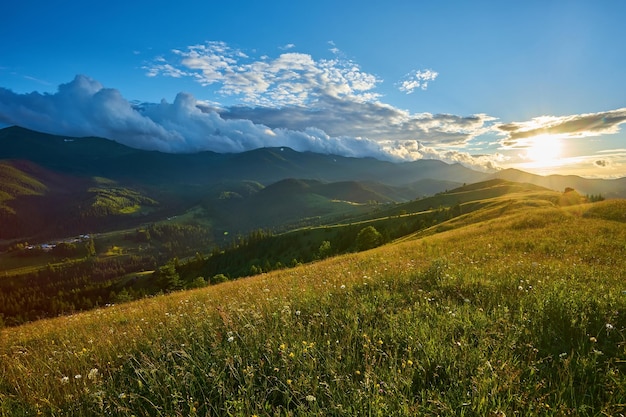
1, 125, 624, 242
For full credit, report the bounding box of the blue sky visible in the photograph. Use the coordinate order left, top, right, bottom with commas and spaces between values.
1, 0, 625, 178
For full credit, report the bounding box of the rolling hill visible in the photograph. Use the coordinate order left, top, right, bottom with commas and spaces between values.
1, 185, 625, 415
1, 125, 625, 244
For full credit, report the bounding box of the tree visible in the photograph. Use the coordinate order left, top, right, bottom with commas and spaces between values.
212, 274, 229, 284
158, 261, 182, 292
189, 277, 207, 289
356, 226, 383, 251
318, 240, 332, 259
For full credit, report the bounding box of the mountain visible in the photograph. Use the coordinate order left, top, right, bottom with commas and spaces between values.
1, 125, 624, 242
0, 126, 486, 187
489, 168, 626, 199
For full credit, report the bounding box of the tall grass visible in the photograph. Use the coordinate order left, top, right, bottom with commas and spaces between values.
1, 202, 626, 416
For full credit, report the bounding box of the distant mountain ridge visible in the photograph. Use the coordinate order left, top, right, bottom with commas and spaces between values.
1, 125, 624, 241
488, 168, 626, 199
0, 126, 486, 186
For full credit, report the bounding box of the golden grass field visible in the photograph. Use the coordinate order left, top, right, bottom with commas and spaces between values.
2, 193, 626, 416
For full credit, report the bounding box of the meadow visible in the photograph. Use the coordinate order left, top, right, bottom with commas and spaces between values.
1, 197, 626, 416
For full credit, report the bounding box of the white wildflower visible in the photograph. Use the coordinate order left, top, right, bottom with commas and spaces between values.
87, 368, 99, 380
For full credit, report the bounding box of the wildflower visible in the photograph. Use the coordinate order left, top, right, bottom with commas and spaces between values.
87, 368, 99, 380
306, 395, 316, 402
60, 376, 69, 384
340, 285, 346, 289
606, 323, 614, 331
287, 379, 292, 385
589, 336, 597, 343
74, 374, 82, 380
227, 336, 235, 343
407, 360, 413, 366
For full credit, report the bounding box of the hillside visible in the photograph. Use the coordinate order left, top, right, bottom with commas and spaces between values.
0, 179, 576, 325
1, 126, 625, 243
0, 159, 163, 240
490, 168, 626, 199
2, 191, 625, 415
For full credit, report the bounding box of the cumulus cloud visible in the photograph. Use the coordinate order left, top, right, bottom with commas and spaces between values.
0, 75, 502, 172
0, 75, 182, 151
143, 41, 495, 148
145, 41, 382, 107
221, 98, 494, 146
497, 108, 626, 147
398, 69, 439, 93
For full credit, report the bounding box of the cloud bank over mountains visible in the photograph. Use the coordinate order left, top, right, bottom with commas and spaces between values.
0, 40, 625, 176
0, 74, 502, 171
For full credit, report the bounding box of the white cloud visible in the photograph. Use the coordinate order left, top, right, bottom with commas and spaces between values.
0, 75, 503, 173
398, 69, 439, 94
145, 41, 382, 106
222, 98, 495, 146
497, 108, 626, 147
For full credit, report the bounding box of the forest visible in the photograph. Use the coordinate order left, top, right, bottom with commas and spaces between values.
0, 206, 454, 327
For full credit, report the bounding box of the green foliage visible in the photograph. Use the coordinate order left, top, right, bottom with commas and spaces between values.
188, 277, 208, 289
356, 226, 383, 251
318, 240, 332, 259
211, 273, 229, 284
158, 261, 182, 292
587, 193, 605, 202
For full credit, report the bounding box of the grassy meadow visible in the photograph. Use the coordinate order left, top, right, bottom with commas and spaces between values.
1, 196, 626, 416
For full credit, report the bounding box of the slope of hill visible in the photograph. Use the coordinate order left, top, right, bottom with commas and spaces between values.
2, 192, 625, 415
0, 161, 48, 209
1, 125, 625, 243
490, 168, 626, 199
0, 159, 162, 240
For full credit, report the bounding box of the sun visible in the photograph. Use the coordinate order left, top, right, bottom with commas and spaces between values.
524, 134, 563, 166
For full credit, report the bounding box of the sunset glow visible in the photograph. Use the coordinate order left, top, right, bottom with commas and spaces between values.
524, 135, 563, 167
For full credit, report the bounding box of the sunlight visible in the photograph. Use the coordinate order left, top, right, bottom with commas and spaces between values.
524, 134, 563, 166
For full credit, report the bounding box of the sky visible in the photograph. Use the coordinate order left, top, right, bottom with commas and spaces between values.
1, 0, 625, 178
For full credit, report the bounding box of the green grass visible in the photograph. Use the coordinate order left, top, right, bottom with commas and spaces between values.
1, 199, 626, 416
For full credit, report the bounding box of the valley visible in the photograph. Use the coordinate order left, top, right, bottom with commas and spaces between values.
1, 126, 626, 415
